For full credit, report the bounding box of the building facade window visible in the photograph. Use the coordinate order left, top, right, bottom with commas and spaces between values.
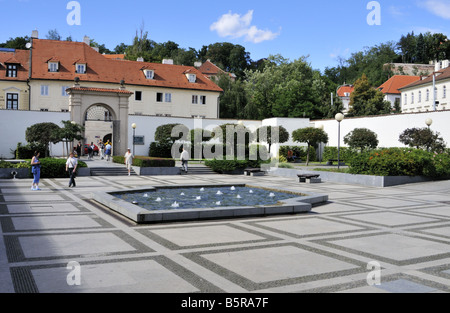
418, 91, 422, 103
62, 86, 69, 96
404, 94, 407, 105
6, 93, 18, 110
41, 85, 49, 96
444, 86, 447, 99
135, 91, 142, 101
426, 89, 430, 101
76, 63, 86, 74
200, 95, 206, 105
165, 93, 172, 103
156, 93, 163, 102
411, 92, 414, 104
188, 74, 196, 83
49, 62, 59, 72
192, 95, 198, 104
6, 64, 18, 77
145, 70, 154, 79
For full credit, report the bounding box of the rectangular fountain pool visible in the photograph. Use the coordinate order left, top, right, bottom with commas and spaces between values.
91, 184, 328, 224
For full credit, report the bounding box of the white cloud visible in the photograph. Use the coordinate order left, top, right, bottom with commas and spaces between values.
419, 0, 450, 19
210, 10, 280, 43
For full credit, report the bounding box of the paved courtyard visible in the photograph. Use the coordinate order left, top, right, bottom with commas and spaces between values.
1, 168, 450, 294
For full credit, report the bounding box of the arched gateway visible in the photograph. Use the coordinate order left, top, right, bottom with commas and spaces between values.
66, 83, 133, 157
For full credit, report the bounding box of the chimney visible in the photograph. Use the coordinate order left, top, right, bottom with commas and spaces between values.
194, 61, 202, 68
162, 59, 174, 65
83, 36, 91, 46
31, 30, 39, 39
137, 57, 144, 62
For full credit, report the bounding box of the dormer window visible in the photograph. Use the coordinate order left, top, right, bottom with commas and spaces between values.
6, 64, 18, 77
187, 73, 196, 83
48, 62, 59, 72
144, 69, 154, 80
76, 63, 86, 74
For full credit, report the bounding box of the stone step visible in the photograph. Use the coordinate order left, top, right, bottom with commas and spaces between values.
181, 167, 216, 175
89, 167, 137, 176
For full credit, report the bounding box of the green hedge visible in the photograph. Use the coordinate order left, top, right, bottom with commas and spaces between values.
205, 159, 265, 174
279, 146, 316, 162
113, 156, 175, 168
323, 147, 354, 162
16, 142, 49, 159
348, 148, 450, 178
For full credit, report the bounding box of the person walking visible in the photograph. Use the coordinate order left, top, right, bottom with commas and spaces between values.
180, 147, 190, 173
76, 142, 82, 158
66, 152, 78, 188
30, 151, 41, 191
105, 141, 112, 161
99, 140, 105, 160
124, 148, 134, 176
88, 142, 95, 160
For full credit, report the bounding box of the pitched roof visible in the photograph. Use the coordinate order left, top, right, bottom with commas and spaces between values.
399, 66, 450, 90
337, 85, 354, 97
66, 86, 133, 94
198, 59, 236, 79
0, 49, 29, 81
30, 39, 223, 92
378, 75, 421, 95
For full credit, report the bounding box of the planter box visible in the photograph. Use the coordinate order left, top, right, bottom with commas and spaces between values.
0, 168, 30, 179
267, 167, 433, 188
132, 166, 181, 176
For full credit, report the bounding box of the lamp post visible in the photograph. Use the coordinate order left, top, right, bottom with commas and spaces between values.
131, 123, 137, 156
425, 118, 433, 129
317, 124, 324, 162
335, 113, 345, 170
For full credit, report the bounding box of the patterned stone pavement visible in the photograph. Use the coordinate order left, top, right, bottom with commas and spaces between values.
1, 173, 450, 294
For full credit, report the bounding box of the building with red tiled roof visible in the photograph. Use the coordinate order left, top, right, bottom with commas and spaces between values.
197, 59, 236, 82
1, 37, 223, 118
0, 49, 30, 110
378, 75, 421, 110
399, 63, 450, 113
336, 84, 354, 113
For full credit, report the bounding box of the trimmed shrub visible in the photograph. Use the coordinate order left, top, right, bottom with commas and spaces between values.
205, 159, 264, 174
16, 142, 49, 159
36, 158, 87, 179
113, 156, 175, 168
149, 140, 174, 158
279, 146, 316, 162
323, 147, 353, 162
348, 148, 450, 178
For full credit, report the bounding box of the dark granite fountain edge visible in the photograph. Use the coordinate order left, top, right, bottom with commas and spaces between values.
90, 184, 328, 224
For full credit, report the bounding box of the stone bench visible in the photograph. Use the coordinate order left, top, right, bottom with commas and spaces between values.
327, 159, 346, 166
297, 174, 321, 184
244, 168, 265, 177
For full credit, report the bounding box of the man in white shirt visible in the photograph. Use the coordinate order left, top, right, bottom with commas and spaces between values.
124, 148, 134, 176
66, 152, 78, 188
180, 147, 190, 173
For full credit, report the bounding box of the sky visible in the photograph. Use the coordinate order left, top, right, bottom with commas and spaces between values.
1, 0, 450, 72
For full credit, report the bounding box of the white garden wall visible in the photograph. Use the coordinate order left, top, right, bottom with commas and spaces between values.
313, 110, 450, 149
2, 109, 450, 160
0, 110, 69, 159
